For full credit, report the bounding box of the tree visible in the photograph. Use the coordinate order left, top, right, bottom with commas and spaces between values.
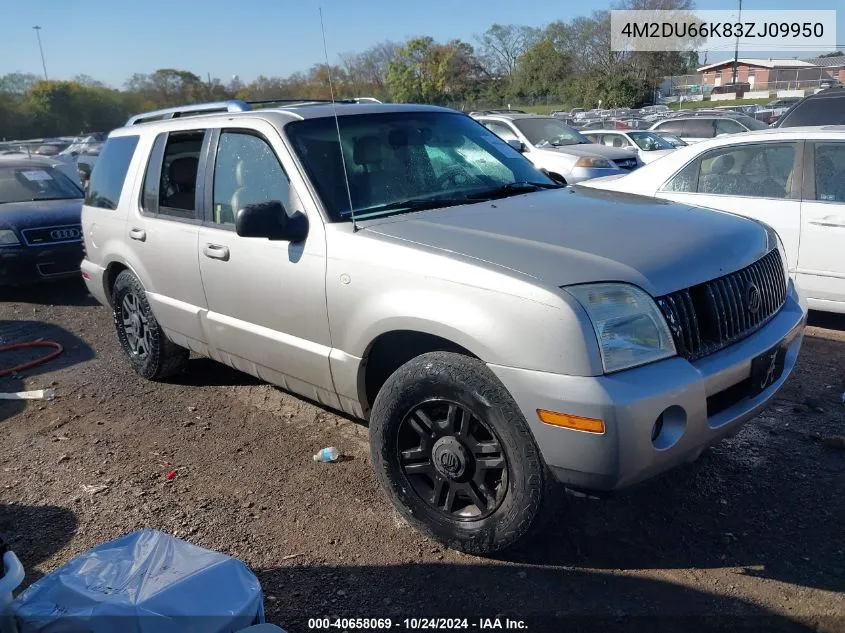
820, 51, 844, 57
0, 73, 39, 95
511, 40, 571, 99
476, 24, 539, 77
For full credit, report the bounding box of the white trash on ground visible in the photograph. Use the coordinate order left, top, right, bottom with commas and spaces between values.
313, 447, 339, 462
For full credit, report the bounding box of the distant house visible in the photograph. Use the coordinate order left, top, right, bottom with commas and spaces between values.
696, 59, 817, 90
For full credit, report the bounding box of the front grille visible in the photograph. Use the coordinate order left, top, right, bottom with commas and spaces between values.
657, 249, 787, 361
21, 224, 82, 246
613, 157, 639, 170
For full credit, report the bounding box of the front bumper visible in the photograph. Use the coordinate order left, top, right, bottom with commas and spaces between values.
489, 282, 807, 492
0, 243, 84, 286
567, 166, 630, 184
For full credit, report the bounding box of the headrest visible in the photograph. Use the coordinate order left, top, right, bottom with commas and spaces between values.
169, 156, 198, 187
353, 136, 382, 166
235, 160, 249, 187
709, 154, 735, 174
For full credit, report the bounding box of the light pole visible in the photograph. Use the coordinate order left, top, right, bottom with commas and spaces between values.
32, 26, 48, 81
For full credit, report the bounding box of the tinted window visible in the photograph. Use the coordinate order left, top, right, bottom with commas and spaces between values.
697, 143, 796, 199
815, 143, 845, 203
85, 135, 139, 209
662, 160, 699, 192
512, 119, 588, 147
683, 119, 716, 139
736, 115, 769, 131
779, 95, 845, 127
0, 165, 82, 204
158, 131, 204, 219
286, 112, 552, 221
212, 132, 291, 226
654, 120, 684, 134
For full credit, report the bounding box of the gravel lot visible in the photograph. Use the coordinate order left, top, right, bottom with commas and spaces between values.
1, 281, 843, 633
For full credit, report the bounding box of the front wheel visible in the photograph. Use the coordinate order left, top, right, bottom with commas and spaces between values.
112, 270, 188, 380
369, 351, 557, 554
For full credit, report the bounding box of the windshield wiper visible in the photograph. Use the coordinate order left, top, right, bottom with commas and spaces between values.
465, 181, 563, 200
349, 196, 473, 220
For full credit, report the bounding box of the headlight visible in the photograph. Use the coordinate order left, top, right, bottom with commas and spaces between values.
0, 230, 20, 246
566, 283, 676, 373
574, 156, 614, 169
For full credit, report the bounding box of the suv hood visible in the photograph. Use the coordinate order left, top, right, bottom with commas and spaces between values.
538, 144, 638, 160
364, 188, 771, 297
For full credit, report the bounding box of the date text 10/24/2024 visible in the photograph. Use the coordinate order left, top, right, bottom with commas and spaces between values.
308, 618, 528, 630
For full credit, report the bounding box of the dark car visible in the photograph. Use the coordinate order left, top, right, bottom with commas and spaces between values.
0, 160, 85, 285
775, 87, 845, 128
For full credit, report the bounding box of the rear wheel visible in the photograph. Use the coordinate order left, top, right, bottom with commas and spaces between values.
369, 351, 557, 554
112, 270, 188, 380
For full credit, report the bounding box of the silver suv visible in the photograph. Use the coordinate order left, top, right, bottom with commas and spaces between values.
81, 100, 807, 554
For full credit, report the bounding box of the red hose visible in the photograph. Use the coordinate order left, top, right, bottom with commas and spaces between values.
0, 341, 64, 377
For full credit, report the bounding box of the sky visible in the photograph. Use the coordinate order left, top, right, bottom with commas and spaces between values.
1, 0, 842, 88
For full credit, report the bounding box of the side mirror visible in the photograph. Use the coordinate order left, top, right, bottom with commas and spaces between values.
235, 200, 309, 242
506, 139, 526, 153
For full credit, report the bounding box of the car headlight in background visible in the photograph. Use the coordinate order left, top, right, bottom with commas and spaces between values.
574, 156, 614, 169
0, 230, 20, 246
566, 283, 676, 373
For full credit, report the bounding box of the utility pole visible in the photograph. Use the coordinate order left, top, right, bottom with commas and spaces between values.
731, 0, 742, 85
32, 26, 48, 81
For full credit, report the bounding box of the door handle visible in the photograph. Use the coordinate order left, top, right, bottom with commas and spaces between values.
808, 217, 845, 228
203, 243, 230, 261
129, 228, 146, 242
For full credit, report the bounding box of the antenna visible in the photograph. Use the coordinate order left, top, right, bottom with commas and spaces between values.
319, 8, 358, 232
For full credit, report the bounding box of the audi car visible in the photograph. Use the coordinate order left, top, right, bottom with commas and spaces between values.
0, 158, 85, 285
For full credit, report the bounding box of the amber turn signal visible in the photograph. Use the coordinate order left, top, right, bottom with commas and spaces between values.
537, 409, 605, 434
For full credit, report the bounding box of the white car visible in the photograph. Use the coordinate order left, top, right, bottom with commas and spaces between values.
579, 126, 845, 314
472, 112, 641, 184
580, 130, 676, 164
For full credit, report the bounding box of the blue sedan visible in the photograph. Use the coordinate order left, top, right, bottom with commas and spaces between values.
0, 159, 85, 285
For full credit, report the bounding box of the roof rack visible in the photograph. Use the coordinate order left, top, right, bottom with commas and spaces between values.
126, 97, 384, 126
126, 100, 251, 126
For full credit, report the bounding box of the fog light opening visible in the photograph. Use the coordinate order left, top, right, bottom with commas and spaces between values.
651, 405, 687, 450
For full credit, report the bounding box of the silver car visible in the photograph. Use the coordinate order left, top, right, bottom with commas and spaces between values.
81, 100, 806, 554
471, 112, 641, 183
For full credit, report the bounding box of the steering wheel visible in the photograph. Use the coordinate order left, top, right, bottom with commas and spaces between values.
436, 166, 474, 190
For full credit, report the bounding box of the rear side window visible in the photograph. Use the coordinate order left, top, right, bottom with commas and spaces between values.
814, 143, 845, 202
779, 95, 845, 127
683, 119, 716, 139
654, 120, 684, 134
85, 135, 139, 209
662, 159, 699, 192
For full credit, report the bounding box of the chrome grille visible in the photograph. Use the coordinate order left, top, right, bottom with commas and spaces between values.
21, 224, 82, 246
657, 249, 787, 360
613, 157, 639, 170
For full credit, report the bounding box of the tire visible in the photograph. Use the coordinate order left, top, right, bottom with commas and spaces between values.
112, 270, 188, 380
369, 351, 557, 555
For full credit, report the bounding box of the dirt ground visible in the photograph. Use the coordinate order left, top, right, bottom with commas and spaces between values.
1, 281, 843, 633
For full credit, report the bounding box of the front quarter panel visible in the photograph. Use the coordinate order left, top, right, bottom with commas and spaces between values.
324, 226, 604, 407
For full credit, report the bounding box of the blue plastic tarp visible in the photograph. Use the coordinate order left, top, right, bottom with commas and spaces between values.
11, 529, 265, 633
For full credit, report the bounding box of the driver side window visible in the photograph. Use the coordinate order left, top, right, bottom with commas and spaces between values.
482, 121, 519, 143
212, 131, 291, 226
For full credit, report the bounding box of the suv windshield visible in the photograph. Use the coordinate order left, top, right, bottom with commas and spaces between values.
777, 94, 845, 127
0, 165, 83, 204
512, 118, 589, 147
627, 132, 674, 151
286, 111, 557, 221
